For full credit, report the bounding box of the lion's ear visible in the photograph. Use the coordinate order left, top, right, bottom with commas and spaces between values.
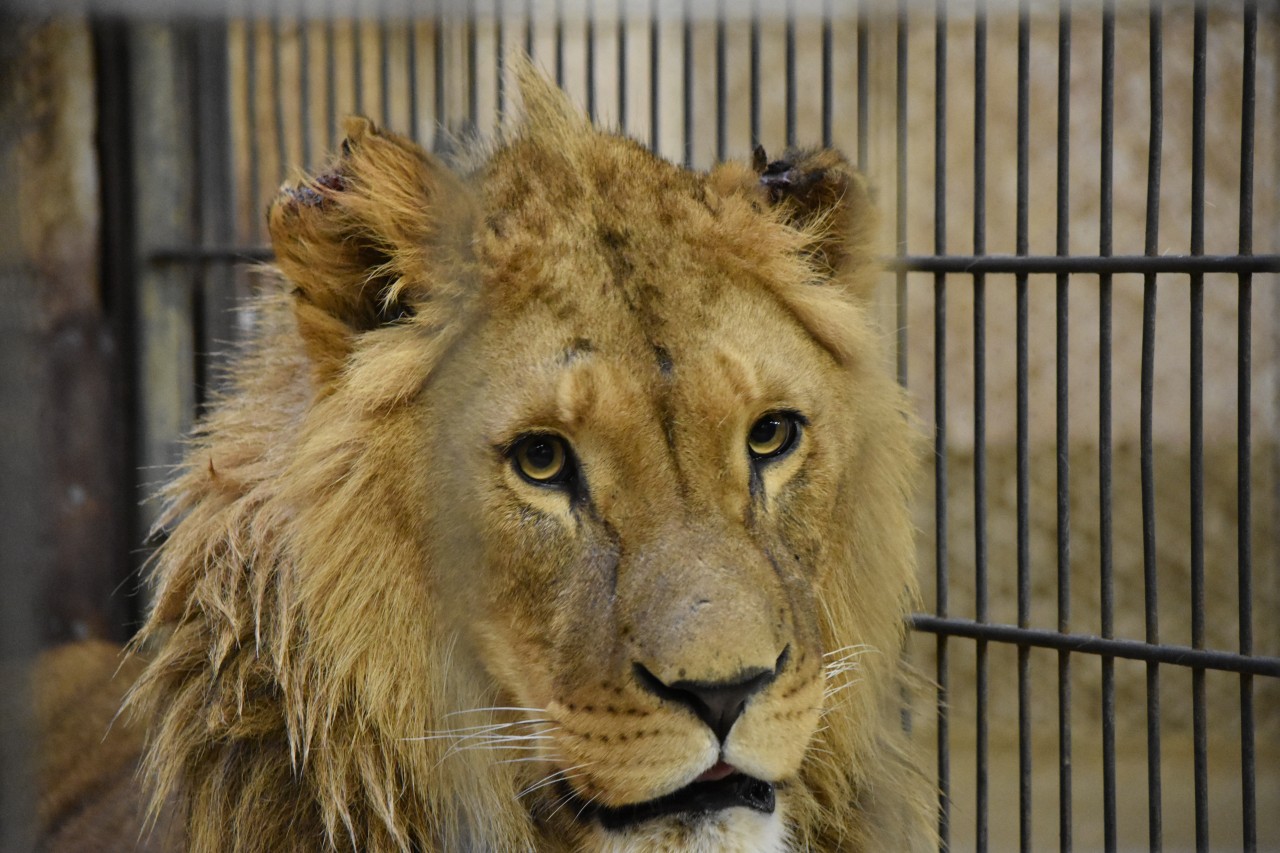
268, 117, 477, 382
711, 146, 878, 300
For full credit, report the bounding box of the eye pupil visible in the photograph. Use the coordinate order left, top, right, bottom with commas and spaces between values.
525, 440, 556, 469
748, 413, 798, 461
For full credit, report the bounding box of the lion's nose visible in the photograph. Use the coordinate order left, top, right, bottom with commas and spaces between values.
633, 647, 789, 742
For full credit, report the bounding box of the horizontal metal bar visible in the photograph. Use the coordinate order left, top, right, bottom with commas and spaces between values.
897, 254, 1280, 275
910, 615, 1280, 678
153, 246, 1280, 275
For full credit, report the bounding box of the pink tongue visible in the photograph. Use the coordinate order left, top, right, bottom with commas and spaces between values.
695, 761, 737, 783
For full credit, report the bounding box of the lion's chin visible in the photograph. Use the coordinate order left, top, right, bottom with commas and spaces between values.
588, 797, 788, 853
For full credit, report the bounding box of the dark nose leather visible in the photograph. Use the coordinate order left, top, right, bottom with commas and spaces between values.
634, 647, 789, 741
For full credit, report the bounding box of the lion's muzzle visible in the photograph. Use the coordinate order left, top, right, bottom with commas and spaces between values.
632, 647, 789, 742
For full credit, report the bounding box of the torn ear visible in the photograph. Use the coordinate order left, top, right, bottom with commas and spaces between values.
745, 145, 879, 296
268, 116, 476, 384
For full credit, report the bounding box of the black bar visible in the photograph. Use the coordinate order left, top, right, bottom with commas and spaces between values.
467, 16, 478, 129
618, 0, 627, 133
433, 12, 444, 147
908, 618, 1280, 678
894, 0, 907, 387
821, 0, 831, 148
1099, 3, 1117, 850
933, 4, 949, 848
749, 7, 759, 145
649, 0, 659, 153
1015, 4, 1031, 849
1055, 5, 1072, 847
586, 2, 597, 122
410, 18, 421, 141
380, 20, 392, 127
524, 0, 533, 60
272, 19, 286, 182
856, 2, 868, 172
973, 4, 988, 850
496, 1, 505, 124
1143, 6, 1163, 849
325, 19, 337, 148
1188, 6, 1208, 851
299, 20, 311, 167
683, 1, 692, 167
1238, 4, 1257, 848
715, 5, 726, 162
785, 0, 796, 148
245, 19, 259, 241
893, 254, 1280, 274
555, 0, 564, 86
353, 18, 364, 116
93, 18, 142, 632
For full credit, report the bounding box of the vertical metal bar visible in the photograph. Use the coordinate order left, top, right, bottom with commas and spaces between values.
821, 0, 832, 148
380, 21, 392, 128
785, 0, 796, 149
894, 0, 908, 388
1142, 6, 1164, 850
972, 4, 989, 851
587, 1, 597, 122
749, 6, 759, 146
1099, 3, 1117, 850
856, 2, 868, 173
271, 19, 287, 182
467, 15, 478, 128
410, 18, 421, 141
618, 0, 628, 133
525, 0, 533, 59
649, 0, 659, 153
933, 3, 949, 849
716, 2, 726, 162
299, 20, 312, 167
434, 12, 445, 145
353, 18, 364, 116
1015, 3, 1032, 850
325, 19, 337, 147
554, 0, 564, 86
245, 18, 259, 240
1188, 6, 1208, 851
683, 0, 693, 167
1237, 6, 1257, 848
496, 0, 505, 124
191, 23, 236, 398
1055, 5, 1073, 849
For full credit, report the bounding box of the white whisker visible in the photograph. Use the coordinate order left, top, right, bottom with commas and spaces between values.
823, 678, 863, 702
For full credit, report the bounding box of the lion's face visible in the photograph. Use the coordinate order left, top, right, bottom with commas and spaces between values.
415, 130, 876, 848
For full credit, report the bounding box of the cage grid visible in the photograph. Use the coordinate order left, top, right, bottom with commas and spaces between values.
91, 1, 1279, 850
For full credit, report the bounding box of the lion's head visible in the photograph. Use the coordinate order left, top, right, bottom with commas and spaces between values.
129, 68, 930, 852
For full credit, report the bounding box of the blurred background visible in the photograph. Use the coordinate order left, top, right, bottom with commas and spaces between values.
1, 0, 1277, 850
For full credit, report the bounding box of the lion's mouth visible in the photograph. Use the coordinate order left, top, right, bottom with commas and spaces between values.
574, 768, 776, 831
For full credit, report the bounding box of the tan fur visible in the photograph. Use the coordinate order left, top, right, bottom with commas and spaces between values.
51, 68, 931, 851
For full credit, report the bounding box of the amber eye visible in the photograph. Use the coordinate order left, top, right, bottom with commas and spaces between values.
747, 412, 800, 461
512, 434, 573, 485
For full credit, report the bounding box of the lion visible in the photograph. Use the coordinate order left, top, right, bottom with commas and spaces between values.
36, 67, 931, 852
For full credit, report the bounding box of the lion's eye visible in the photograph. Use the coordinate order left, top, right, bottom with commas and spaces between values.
747, 412, 800, 461
512, 434, 573, 485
